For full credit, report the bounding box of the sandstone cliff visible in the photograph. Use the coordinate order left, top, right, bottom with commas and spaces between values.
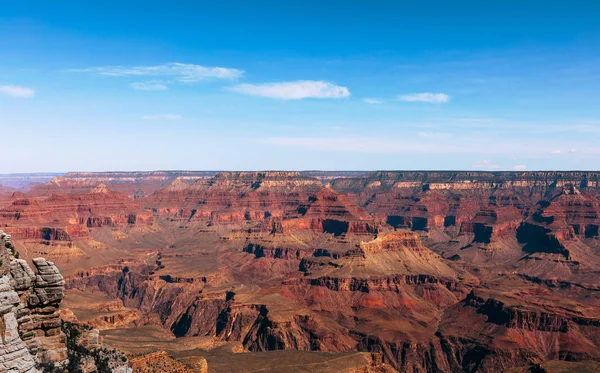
7, 171, 600, 372
0, 230, 67, 372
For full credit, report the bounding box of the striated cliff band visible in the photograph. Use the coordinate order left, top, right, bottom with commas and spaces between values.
2, 171, 600, 372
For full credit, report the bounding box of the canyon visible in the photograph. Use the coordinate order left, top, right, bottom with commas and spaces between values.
1, 170, 600, 372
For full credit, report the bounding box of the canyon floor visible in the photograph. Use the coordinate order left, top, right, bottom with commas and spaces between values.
2, 170, 600, 372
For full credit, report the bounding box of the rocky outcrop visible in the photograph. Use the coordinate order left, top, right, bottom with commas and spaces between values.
5, 227, 84, 252
60, 322, 131, 373
1, 231, 134, 372
464, 291, 573, 332
301, 274, 463, 294
130, 351, 202, 373
243, 243, 316, 260
0, 274, 38, 373
18, 257, 68, 364
0, 231, 68, 372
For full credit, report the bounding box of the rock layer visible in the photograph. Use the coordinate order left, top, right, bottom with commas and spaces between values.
5, 171, 600, 371
0, 231, 67, 372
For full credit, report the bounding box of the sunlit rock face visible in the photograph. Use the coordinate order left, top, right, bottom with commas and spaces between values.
0, 231, 67, 372
5, 171, 600, 372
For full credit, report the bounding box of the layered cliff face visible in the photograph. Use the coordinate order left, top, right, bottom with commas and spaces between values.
329, 171, 600, 193
514, 187, 600, 286
27, 171, 218, 198
146, 171, 324, 224
329, 171, 600, 235
4, 171, 600, 372
291, 187, 376, 236
0, 230, 67, 372
0, 185, 151, 227
0, 186, 155, 271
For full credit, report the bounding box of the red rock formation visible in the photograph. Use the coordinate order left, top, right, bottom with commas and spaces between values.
147, 171, 323, 224
4, 171, 600, 372
0, 186, 152, 227
130, 351, 201, 373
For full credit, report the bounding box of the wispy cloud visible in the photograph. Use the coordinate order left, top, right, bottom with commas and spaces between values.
513, 165, 527, 171
71, 62, 243, 84
550, 148, 578, 155
131, 81, 168, 91
230, 80, 350, 100
398, 92, 450, 103
0, 85, 35, 98
142, 114, 183, 120
472, 160, 500, 170
363, 98, 382, 104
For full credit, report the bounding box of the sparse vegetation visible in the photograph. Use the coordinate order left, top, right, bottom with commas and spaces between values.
37, 322, 129, 373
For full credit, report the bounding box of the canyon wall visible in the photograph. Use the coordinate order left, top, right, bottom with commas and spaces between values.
4, 171, 600, 372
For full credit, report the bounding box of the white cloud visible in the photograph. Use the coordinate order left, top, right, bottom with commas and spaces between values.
71, 62, 243, 83
0, 85, 35, 98
131, 81, 168, 91
142, 114, 183, 120
550, 149, 577, 155
513, 165, 527, 171
472, 160, 500, 170
363, 98, 382, 104
398, 92, 450, 103
230, 80, 350, 100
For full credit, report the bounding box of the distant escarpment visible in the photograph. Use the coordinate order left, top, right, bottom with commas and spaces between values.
330, 171, 600, 193
7, 171, 600, 372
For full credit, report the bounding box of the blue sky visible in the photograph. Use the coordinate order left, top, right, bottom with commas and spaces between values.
1, 1, 600, 172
